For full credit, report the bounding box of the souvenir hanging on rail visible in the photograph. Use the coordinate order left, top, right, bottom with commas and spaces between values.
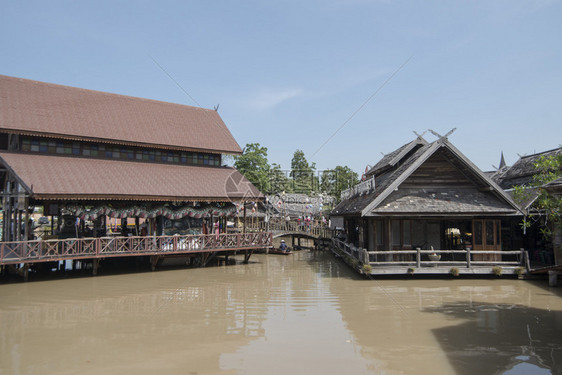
63, 203, 237, 221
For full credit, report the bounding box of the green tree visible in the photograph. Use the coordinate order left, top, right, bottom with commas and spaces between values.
290, 150, 317, 194
514, 151, 562, 239
320, 166, 360, 202
234, 143, 271, 193
269, 163, 293, 194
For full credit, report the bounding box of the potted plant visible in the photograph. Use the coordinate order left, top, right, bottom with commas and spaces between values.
428, 252, 441, 261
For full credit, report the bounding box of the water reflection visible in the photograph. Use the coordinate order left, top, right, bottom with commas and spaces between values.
1, 251, 561, 375
427, 302, 562, 374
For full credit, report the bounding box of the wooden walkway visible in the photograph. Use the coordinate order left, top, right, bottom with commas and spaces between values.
0, 232, 273, 278
331, 238, 530, 277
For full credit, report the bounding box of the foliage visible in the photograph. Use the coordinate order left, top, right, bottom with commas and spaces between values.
269, 163, 293, 194
234, 143, 271, 193
362, 264, 372, 273
513, 151, 562, 239
407, 267, 415, 275
492, 266, 502, 276
515, 267, 525, 276
449, 267, 459, 277
290, 150, 318, 194
320, 165, 360, 202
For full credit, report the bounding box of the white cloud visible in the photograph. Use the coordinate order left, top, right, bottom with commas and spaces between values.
245, 88, 304, 110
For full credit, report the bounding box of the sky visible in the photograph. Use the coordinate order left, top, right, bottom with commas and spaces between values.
1, 0, 561, 176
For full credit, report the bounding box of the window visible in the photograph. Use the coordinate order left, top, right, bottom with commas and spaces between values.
31, 140, 39, 152
72, 143, 80, 155
392, 221, 401, 246
375, 220, 383, 247
392, 220, 412, 249
22, 139, 30, 152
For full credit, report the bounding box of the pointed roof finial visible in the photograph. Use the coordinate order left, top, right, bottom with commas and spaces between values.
499, 151, 506, 169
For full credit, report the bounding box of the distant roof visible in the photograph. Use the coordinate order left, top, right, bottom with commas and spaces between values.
0, 152, 261, 202
332, 137, 520, 216
0, 75, 242, 154
494, 147, 562, 189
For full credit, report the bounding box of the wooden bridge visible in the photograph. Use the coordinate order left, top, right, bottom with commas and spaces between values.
331, 238, 530, 277
0, 232, 272, 280
244, 222, 332, 249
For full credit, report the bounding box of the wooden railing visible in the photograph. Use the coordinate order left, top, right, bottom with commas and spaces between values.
332, 238, 529, 269
244, 222, 332, 238
0, 232, 273, 265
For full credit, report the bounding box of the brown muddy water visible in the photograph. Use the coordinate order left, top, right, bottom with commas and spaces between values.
1, 251, 561, 375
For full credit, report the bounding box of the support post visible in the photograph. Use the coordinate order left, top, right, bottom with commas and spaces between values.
150, 255, 159, 271
22, 263, 29, 281
548, 270, 558, 287
416, 248, 421, 268
466, 247, 471, 268
92, 258, 100, 276
522, 248, 530, 271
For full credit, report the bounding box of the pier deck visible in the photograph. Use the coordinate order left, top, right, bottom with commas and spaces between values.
0, 232, 273, 270
331, 238, 530, 277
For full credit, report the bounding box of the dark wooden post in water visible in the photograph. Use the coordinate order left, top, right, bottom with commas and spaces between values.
243, 201, 249, 264
92, 259, 100, 276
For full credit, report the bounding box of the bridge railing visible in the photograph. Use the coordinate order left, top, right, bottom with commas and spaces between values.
244, 222, 332, 238
0, 232, 273, 265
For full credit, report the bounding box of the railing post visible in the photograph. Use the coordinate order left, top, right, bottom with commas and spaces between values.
522, 248, 530, 271
416, 248, 421, 268
466, 247, 471, 268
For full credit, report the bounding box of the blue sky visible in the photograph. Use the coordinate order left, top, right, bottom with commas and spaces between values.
2, 0, 561, 176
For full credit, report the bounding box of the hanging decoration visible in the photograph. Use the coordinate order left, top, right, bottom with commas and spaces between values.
62, 203, 237, 221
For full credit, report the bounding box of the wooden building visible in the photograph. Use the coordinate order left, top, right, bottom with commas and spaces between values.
491, 147, 562, 266
0, 75, 268, 273
331, 134, 523, 267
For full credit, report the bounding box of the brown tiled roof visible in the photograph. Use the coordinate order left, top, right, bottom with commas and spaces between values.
0, 75, 242, 154
0, 152, 262, 201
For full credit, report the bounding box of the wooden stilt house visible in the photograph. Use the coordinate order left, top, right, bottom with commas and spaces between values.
331, 134, 523, 268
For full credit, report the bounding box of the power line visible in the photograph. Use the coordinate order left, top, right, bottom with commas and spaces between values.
310, 55, 414, 159
149, 54, 202, 108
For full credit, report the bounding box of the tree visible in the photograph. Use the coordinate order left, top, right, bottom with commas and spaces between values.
269, 163, 293, 194
290, 150, 318, 194
320, 166, 360, 202
514, 151, 562, 239
234, 143, 271, 193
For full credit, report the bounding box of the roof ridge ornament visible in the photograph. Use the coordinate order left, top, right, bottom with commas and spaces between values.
428, 128, 457, 143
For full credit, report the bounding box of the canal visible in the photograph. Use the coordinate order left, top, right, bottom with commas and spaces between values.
1, 250, 561, 374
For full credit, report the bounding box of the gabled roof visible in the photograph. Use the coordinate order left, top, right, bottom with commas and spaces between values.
332, 137, 521, 217
365, 136, 428, 178
0, 75, 242, 154
0, 152, 261, 202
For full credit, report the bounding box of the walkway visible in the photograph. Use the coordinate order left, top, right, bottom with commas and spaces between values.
0, 232, 273, 278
